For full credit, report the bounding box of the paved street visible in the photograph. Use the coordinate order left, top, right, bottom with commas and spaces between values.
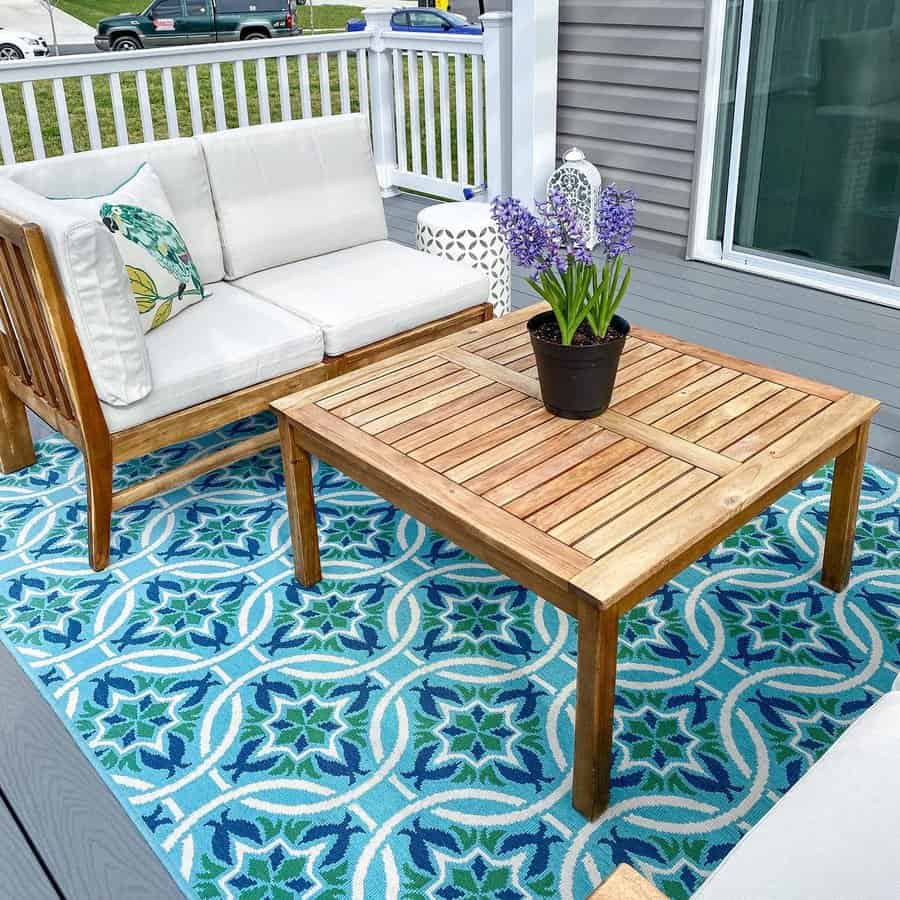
1, 0, 95, 46
59, 42, 98, 55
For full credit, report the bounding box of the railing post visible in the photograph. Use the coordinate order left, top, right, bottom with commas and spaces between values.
364, 7, 400, 198
510, 0, 559, 207
481, 12, 512, 202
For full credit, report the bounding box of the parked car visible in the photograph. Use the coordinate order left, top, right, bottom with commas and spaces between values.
346, 9, 482, 35
94, 0, 301, 52
0, 27, 50, 60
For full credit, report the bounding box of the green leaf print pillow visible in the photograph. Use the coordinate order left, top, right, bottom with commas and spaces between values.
54, 163, 207, 333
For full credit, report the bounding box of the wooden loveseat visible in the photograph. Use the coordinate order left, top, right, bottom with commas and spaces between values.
0, 115, 491, 569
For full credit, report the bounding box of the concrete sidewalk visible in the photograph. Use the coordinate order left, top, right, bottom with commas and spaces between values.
1, 0, 95, 45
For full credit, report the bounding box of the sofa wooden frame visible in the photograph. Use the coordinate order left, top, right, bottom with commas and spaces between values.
0, 211, 493, 570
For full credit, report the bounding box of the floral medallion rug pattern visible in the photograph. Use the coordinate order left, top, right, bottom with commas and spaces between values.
0, 415, 898, 900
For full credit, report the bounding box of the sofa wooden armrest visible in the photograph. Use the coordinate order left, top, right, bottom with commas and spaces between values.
587, 865, 667, 900
0, 209, 492, 569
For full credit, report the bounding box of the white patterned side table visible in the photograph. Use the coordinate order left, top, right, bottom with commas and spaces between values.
416, 201, 511, 317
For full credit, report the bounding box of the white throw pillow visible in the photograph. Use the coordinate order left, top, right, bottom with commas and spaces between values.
55, 164, 207, 333
0, 176, 152, 407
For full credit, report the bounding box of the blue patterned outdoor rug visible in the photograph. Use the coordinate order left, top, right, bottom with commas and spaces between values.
0, 413, 897, 899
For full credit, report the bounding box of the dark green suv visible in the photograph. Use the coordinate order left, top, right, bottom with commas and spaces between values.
95, 0, 301, 52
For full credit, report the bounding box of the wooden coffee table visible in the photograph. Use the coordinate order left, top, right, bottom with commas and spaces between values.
272, 303, 879, 820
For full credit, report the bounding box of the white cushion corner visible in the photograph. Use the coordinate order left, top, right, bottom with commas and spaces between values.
695, 691, 900, 899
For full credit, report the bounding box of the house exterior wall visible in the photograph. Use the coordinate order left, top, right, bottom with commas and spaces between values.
447, 0, 512, 20
557, 0, 709, 255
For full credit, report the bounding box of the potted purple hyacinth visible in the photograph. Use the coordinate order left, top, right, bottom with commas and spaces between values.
491, 186, 637, 418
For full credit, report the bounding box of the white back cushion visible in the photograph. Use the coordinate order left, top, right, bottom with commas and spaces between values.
3, 138, 224, 284
199, 114, 388, 279
0, 177, 151, 406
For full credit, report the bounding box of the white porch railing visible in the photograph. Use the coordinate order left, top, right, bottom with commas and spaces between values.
0, 10, 513, 201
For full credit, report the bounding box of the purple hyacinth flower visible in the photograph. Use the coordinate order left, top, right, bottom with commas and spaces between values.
596, 184, 637, 259
490, 195, 548, 274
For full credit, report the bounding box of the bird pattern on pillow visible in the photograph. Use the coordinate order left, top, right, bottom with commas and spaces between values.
100, 202, 205, 331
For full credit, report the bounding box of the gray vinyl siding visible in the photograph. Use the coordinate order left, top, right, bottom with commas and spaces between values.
453, 1, 512, 21
558, 0, 708, 256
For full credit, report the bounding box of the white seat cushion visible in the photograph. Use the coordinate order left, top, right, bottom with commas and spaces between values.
234, 240, 489, 356
695, 690, 900, 900
3, 138, 224, 285
101, 282, 323, 432
0, 176, 151, 407
199, 114, 388, 279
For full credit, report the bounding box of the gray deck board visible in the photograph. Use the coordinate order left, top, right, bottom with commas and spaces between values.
0, 642, 184, 900
27, 410, 53, 443
385, 194, 900, 473
0, 792, 58, 900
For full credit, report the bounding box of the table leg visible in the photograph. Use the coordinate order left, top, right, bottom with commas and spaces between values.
821, 421, 870, 593
278, 416, 322, 587
572, 597, 619, 820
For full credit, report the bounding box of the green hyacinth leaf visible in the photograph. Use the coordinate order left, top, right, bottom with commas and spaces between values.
126, 265, 158, 300
150, 298, 173, 331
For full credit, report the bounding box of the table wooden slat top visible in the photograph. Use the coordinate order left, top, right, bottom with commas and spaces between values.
273, 304, 878, 616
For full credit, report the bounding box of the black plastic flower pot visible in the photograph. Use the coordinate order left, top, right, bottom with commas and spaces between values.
527, 311, 630, 419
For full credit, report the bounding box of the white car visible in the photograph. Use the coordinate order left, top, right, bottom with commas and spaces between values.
0, 27, 50, 61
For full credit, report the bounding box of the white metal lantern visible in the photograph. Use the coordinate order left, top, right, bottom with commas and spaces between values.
547, 147, 603, 247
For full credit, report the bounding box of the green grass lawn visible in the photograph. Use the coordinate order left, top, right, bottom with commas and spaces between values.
296, 4, 362, 32
1, 50, 484, 186
54, 0, 138, 28
54, 1, 362, 31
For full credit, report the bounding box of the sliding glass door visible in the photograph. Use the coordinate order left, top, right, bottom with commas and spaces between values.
706, 0, 900, 303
